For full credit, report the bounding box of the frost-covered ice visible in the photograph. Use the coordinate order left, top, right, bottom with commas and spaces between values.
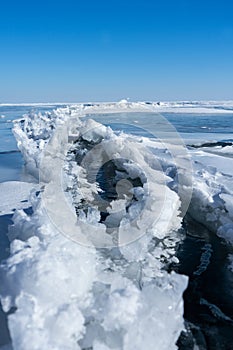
1, 101, 233, 350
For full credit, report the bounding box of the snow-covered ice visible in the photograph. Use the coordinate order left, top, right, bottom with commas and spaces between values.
0, 181, 39, 215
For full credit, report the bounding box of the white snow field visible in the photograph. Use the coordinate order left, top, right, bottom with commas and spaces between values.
1, 100, 233, 350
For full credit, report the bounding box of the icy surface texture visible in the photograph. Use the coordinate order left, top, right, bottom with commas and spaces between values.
1, 193, 95, 350
0, 196, 187, 350
0, 103, 191, 349
2, 101, 233, 350
0, 181, 39, 215
12, 106, 80, 179
3, 100, 233, 349
188, 150, 233, 244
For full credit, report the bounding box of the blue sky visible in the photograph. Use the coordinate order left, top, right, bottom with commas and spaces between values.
1, 0, 233, 102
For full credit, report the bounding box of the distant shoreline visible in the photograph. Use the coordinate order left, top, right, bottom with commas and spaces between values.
1, 101, 233, 114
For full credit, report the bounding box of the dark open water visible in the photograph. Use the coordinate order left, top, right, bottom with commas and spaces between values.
172, 216, 233, 350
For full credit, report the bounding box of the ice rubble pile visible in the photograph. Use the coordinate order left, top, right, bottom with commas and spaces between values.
144, 130, 233, 246
188, 150, 233, 245
0, 104, 189, 350
12, 106, 73, 179
2, 101, 233, 349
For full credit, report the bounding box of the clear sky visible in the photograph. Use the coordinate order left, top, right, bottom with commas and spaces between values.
1, 0, 233, 103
